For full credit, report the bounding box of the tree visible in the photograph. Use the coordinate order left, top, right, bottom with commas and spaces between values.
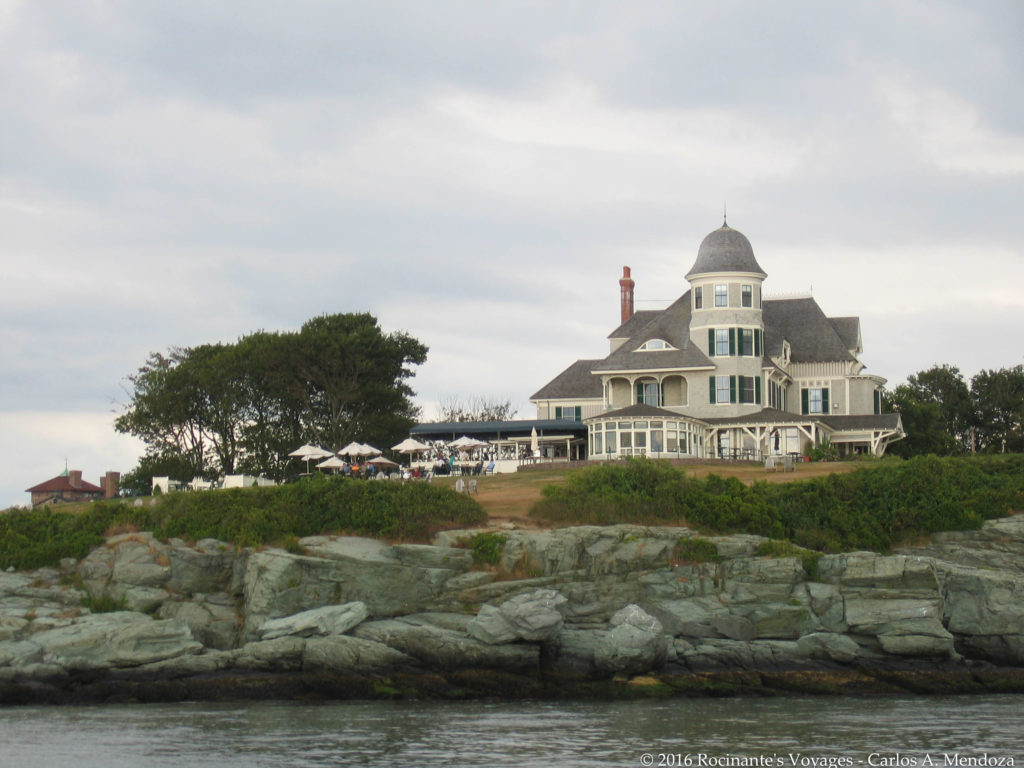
885, 386, 960, 457
904, 364, 973, 452
116, 313, 428, 485
884, 364, 972, 457
970, 366, 1024, 453
437, 395, 518, 422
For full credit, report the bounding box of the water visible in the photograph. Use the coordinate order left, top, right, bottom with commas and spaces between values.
0, 696, 1021, 768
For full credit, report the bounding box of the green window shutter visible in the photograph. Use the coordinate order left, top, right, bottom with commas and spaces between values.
575, 406, 582, 421
801, 389, 809, 415
755, 329, 762, 356
755, 376, 762, 405
659, 383, 665, 407
822, 388, 830, 414
730, 375, 737, 404
554, 406, 561, 419
709, 376, 716, 404
636, 381, 643, 404
874, 390, 881, 415
708, 328, 715, 357
728, 328, 736, 356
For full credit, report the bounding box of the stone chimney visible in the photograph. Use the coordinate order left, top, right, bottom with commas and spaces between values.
102, 471, 120, 499
68, 470, 82, 488
619, 266, 634, 324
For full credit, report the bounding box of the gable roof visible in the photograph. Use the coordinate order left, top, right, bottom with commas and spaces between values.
762, 297, 857, 363
592, 291, 714, 373
26, 474, 103, 494
530, 359, 604, 400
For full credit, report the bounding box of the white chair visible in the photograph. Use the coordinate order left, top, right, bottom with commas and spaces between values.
455, 478, 465, 493
468, 479, 478, 494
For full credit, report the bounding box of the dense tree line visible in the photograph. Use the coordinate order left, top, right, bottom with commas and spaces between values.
885, 364, 1024, 456
117, 313, 427, 492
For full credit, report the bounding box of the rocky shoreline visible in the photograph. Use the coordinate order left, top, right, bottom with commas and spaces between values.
1, 517, 1023, 704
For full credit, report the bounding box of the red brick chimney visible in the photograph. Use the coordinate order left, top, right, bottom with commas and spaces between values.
68, 470, 82, 488
619, 266, 635, 324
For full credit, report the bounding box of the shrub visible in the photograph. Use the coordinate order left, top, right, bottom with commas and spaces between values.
529, 455, 1024, 553
0, 476, 486, 570
465, 532, 507, 566
673, 537, 720, 564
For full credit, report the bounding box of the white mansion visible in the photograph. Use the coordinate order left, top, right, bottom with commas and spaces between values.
530, 221, 904, 460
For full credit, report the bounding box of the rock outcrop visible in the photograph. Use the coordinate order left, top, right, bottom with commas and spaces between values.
1, 517, 1023, 703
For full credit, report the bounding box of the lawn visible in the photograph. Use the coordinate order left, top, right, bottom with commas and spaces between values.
433, 459, 863, 525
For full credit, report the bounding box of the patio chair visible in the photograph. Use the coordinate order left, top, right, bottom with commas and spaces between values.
455, 478, 465, 493
764, 456, 777, 472
468, 478, 478, 494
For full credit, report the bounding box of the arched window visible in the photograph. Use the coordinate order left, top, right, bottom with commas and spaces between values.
637, 338, 675, 351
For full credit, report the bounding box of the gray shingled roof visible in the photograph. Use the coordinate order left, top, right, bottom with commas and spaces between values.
829, 316, 861, 354
762, 298, 857, 363
607, 310, 660, 339
588, 403, 684, 420
818, 413, 903, 432
592, 291, 714, 373
686, 225, 766, 278
530, 359, 604, 400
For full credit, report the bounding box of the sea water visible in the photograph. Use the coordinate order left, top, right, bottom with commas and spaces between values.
1, 696, 1021, 768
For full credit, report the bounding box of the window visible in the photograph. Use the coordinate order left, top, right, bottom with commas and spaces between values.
716, 329, 730, 356
593, 432, 603, 454
739, 328, 754, 356
742, 285, 752, 307
636, 381, 663, 406
651, 430, 664, 452
694, 286, 703, 309
555, 406, 582, 421
874, 389, 882, 415
712, 375, 731, 404
737, 375, 761, 404
638, 339, 673, 351
802, 387, 829, 415
715, 284, 728, 307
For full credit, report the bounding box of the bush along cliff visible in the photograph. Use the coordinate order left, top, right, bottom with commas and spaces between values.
1, 515, 1023, 704
530, 454, 1024, 552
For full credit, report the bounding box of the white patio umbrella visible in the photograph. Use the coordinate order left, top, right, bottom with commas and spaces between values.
338, 441, 367, 458
391, 437, 430, 453
392, 437, 430, 467
289, 444, 334, 473
448, 435, 489, 450
360, 443, 383, 456
367, 456, 398, 467
315, 456, 347, 473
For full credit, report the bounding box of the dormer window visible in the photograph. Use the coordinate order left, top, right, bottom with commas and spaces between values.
742, 285, 752, 307
637, 339, 675, 351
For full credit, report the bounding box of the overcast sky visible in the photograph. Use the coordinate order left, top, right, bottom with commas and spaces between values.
2, 1, 1022, 507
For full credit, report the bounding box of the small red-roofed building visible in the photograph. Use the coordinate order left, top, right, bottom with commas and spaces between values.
25, 470, 120, 507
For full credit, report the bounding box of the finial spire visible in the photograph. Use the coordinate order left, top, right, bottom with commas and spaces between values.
723, 201, 728, 227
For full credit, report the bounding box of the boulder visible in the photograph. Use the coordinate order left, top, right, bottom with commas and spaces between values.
30, 612, 202, 670
468, 589, 567, 645
353, 618, 539, 672
594, 604, 667, 674
302, 635, 417, 673
259, 602, 368, 640
796, 632, 863, 663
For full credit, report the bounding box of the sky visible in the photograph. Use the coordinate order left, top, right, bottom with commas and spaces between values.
2, 0, 1023, 508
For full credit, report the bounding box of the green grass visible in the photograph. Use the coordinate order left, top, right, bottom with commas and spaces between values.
530, 454, 1024, 553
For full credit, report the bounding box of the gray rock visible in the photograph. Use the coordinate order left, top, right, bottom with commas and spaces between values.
302, 635, 417, 672
796, 632, 863, 662
468, 589, 567, 645
31, 612, 202, 670
353, 618, 539, 672
259, 602, 368, 640
594, 605, 667, 674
